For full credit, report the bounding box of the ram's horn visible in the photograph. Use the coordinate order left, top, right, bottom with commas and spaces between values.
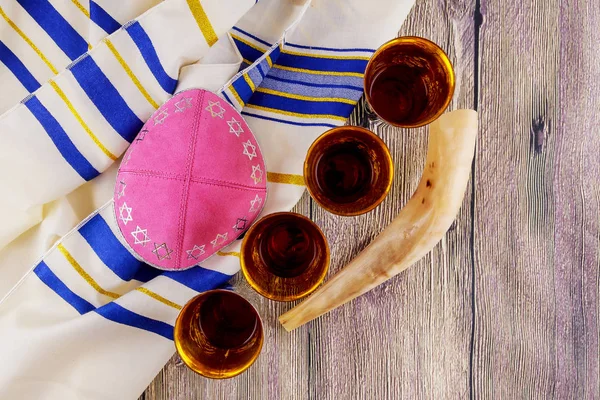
279, 109, 478, 331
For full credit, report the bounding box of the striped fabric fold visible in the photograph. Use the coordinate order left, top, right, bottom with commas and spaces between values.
78, 213, 160, 283
224, 25, 373, 127
0, 0, 259, 245
16, 0, 88, 60
69, 53, 144, 142
34, 261, 96, 314
24, 95, 101, 181
124, 21, 178, 94
30, 201, 233, 339
0, 40, 40, 91
90, 1, 121, 35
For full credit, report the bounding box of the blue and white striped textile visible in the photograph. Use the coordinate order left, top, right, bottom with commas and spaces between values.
0, 0, 415, 398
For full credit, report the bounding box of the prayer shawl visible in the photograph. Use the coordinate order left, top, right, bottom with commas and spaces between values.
0, 0, 415, 398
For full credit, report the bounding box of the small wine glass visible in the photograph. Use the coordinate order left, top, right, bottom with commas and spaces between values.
240, 212, 330, 302
364, 36, 455, 128
304, 126, 394, 216
174, 289, 263, 379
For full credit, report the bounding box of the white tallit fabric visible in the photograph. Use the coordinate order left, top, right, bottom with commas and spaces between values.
0, 0, 249, 295
0, 0, 415, 399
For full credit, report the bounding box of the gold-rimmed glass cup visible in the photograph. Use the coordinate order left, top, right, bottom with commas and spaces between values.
174, 289, 263, 379
241, 212, 330, 302
304, 126, 393, 216
364, 36, 455, 128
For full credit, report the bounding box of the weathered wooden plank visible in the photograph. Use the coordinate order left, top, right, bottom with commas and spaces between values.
554, 4, 600, 398
473, 0, 600, 398
473, 1, 561, 396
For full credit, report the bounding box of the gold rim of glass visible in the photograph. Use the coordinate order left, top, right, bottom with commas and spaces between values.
240, 212, 331, 302
174, 289, 264, 379
304, 126, 394, 216
364, 36, 455, 128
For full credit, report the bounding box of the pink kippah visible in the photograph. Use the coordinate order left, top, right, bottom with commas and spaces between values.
114, 89, 267, 271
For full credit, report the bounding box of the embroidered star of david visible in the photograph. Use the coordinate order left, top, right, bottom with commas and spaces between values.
249, 195, 262, 213
117, 181, 126, 199
206, 100, 225, 118
233, 218, 248, 231
131, 226, 150, 246
251, 164, 263, 184
186, 244, 206, 260
242, 140, 257, 160
227, 117, 244, 137
136, 129, 149, 141
210, 232, 228, 247
175, 97, 193, 113
153, 242, 173, 261
119, 202, 132, 225
154, 110, 169, 125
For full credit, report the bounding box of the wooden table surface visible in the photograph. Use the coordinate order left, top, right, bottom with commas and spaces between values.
143, 0, 600, 398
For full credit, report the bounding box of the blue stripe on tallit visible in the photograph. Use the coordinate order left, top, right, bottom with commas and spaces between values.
95, 302, 174, 340
90, 1, 121, 35
249, 91, 355, 117
232, 76, 255, 105
241, 111, 336, 128
269, 66, 364, 88
262, 76, 363, 100
239, 61, 251, 72
35, 259, 173, 339
232, 26, 271, 48
285, 42, 375, 53
69, 54, 143, 142
229, 29, 366, 124
0, 41, 40, 92
79, 214, 161, 283
16, 0, 88, 60
32, 204, 233, 341
266, 75, 362, 92
259, 58, 273, 76
269, 45, 282, 62
232, 37, 264, 64
162, 267, 232, 294
247, 66, 263, 88
34, 261, 96, 314
231, 28, 370, 73
277, 53, 368, 74
78, 212, 231, 292
256, 61, 267, 78
25, 96, 99, 181
125, 21, 177, 94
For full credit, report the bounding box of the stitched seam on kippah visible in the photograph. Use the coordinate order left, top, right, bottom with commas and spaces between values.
175, 90, 204, 269
118, 169, 185, 179
190, 176, 266, 191
120, 168, 267, 190
119, 171, 186, 181
189, 179, 265, 192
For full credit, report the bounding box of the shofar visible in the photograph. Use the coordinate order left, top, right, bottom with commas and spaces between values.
279, 109, 478, 331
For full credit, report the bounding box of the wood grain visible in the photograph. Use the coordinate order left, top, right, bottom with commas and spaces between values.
555, 3, 600, 397
143, 0, 600, 398
473, 0, 600, 398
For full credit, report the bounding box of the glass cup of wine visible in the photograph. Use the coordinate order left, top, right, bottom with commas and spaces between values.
304, 125, 394, 216
240, 212, 330, 302
174, 289, 264, 379
364, 36, 455, 128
